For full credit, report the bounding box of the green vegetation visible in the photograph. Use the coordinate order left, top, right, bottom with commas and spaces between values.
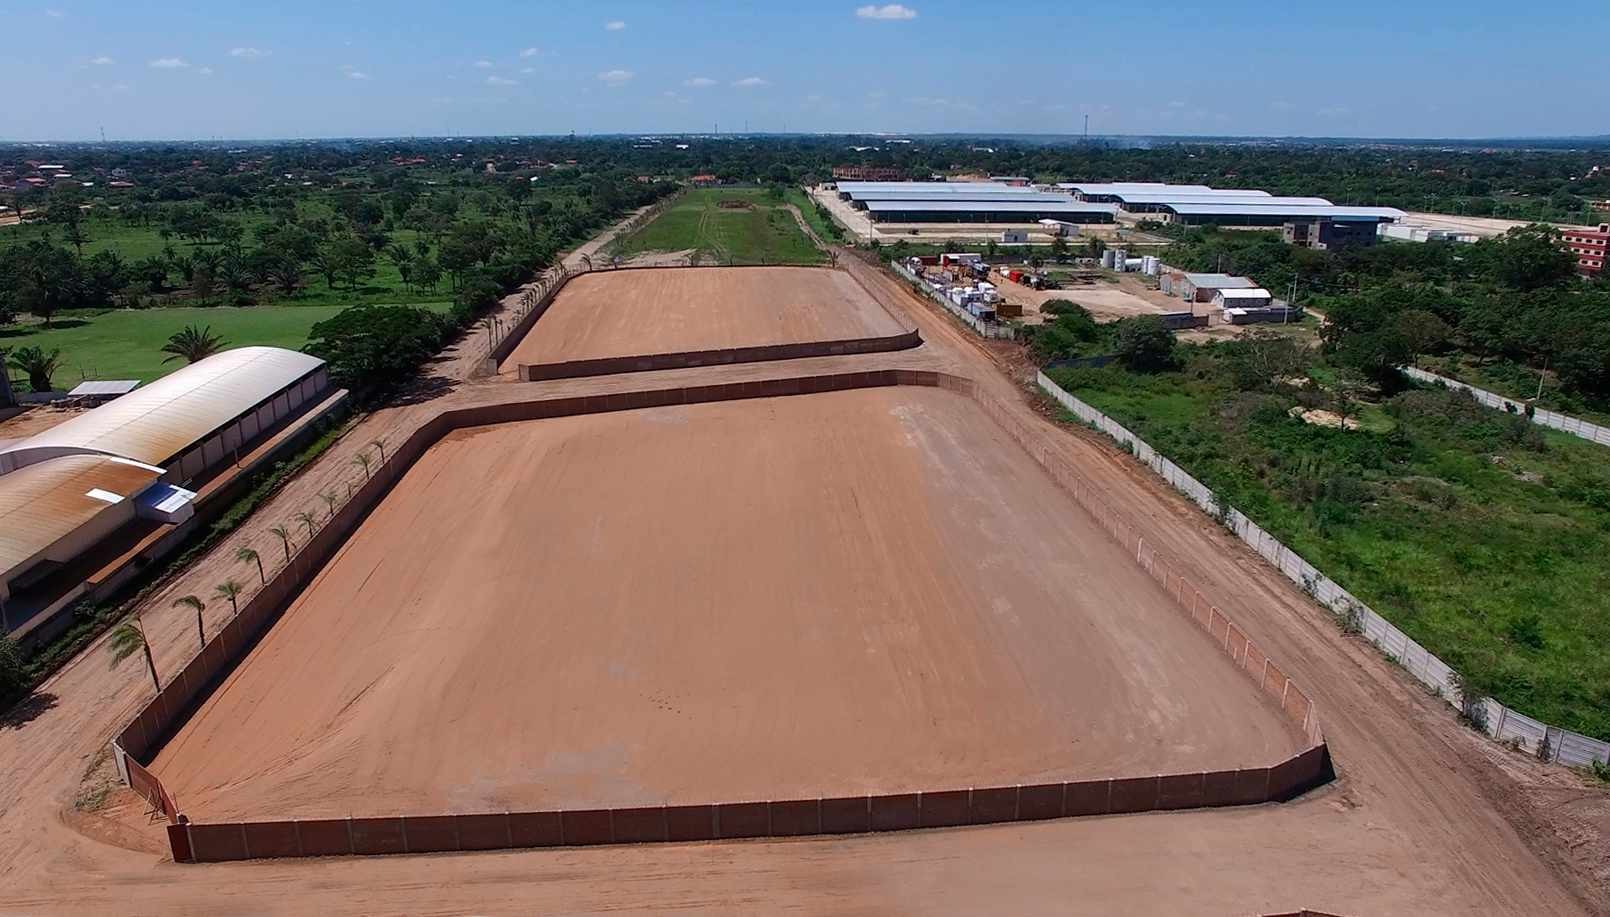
1047, 338, 1610, 740
1, 304, 446, 384
781, 187, 843, 243
616, 187, 825, 265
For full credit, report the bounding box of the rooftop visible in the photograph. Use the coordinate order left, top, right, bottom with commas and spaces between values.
0, 455, 162, 581
1182, 273, 1258, 288
862, 199, 1118, 214
1166, 203, 1405, 220
0, 347, 324, 474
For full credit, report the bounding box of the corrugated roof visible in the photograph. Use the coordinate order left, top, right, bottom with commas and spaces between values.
1165, 203, 1405, 219
839, 181, 1020, 195
1057, 182, 1215, 194
0, 347, 323, 471
1183, 273, 1258, 288
1216, 287, 1274, 299
1120, 193, 1333, 205
863, 199, 1118, 213
0, 454, 161, 579
850, 190, 1073, 202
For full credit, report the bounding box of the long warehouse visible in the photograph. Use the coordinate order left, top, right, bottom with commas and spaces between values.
0, 346, 341, 644
862, 199, 1118, 224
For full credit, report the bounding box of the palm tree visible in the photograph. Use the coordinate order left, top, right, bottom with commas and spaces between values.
172, 595, 206, 650
107, 614, 159, 692
160, 325, 228, 364
351, 451, 374, 480
237, 546, 266, 584
370, 438, 387, 463
269, 524, 293, 561
319, 489, 339, 520
295, 510, 318, 539
8, 346, 63, 393
213, 580, 244, 616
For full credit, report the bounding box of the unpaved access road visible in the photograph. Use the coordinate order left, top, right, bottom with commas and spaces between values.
0, 233, 1603, 914
500, 266, 905, 370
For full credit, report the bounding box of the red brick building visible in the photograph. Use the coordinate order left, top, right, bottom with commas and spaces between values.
832, 165, 905, 182
1562, 223, 1608, 276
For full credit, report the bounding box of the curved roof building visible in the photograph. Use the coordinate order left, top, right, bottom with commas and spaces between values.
0, 455, 163, 586
0, 346, 324, 474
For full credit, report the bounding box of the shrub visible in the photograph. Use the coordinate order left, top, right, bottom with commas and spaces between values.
0, 634, 24, 701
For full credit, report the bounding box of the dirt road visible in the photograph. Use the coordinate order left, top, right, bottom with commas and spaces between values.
0, 230, 1602, 914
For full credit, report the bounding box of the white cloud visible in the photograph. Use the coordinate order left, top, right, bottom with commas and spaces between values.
604, 20, 626, 30
519, 47, 540, 58
520, 66, 535, 74
90, 55, 114, 65
855, 4, 917, 20
1167, 100, 1186, 108
229, 47, 268, 60
663, 90, 689, 104
45, 8, 64, 17
197, 66, 214, 76
341, 64, 370, 80
148, 57, 189, 69
683, 76, 717, 88
733, 76, 769, 88
473, 59, 494, 69
597, 68, 633, 85
804, 93, 824, 104
486, 75, 517, 86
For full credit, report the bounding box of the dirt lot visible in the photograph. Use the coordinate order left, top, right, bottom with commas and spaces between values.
500, 266, 905, 371
1401, 211, 1591, 238
153, 386, 1303, 821
0, 234, 1605, 915
995, 271, 1184, 326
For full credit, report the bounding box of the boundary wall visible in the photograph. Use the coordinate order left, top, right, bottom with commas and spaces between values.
518, 329, 921, 381
110, 369, 1329, 863
1038, 371, 1610, 770
1403, 366, 1610, 449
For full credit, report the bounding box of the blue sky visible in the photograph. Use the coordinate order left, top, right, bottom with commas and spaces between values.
6, 0, 1607, 141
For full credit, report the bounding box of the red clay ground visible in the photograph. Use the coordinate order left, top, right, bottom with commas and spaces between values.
152, 386, 1303, 821
499, 266, 907, 371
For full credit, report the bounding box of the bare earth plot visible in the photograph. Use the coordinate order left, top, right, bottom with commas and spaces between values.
152, 386, 1303, 821
500, 266, 906, 372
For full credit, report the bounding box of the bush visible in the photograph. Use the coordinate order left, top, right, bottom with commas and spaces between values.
1113, 315, 1179, 373
0, 634, 24, 701
306, 304, 451, 392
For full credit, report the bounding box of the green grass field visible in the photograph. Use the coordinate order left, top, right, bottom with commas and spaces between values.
616, 188, 824, 265
3, 301, 453, 386
1049, 357, 1610, 741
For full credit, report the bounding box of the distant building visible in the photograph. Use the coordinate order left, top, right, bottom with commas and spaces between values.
1171, 272, 1258, 303
990, 175, 1032, 187
1284, 218, 1380, 250
690, 174, 720, 187
1213, 287, 1274, 310
832, 165, 905, 182
1561, 223, 1608, 276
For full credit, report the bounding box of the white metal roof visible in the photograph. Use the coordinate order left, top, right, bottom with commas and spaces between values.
1057, 182, 1215, 195
1166, 203, 1405, 220
0, 454, 162, 581
863, 199, 1118, 214
1216, 287, 1274, 299
0, 346, 323, 472
1117, 192, 1319, 205
1182, 273, 1258, 288
838, 181, 1021, 195
850, 189, 1073, 203
68, 380, 141, 397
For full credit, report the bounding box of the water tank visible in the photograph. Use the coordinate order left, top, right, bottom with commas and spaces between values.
1111, 249, 1128, 270
1124, 258, 1144, 271
1101, 250, 1117, 269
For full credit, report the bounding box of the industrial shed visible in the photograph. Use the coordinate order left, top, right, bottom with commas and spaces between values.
836, 181, 1040, 202
1157, 202, 1405, 227
0, 346, 335, 642
862, 199, 1118, 224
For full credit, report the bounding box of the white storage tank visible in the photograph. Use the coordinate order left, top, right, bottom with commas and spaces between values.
1101, 249, 1117, 269
1124, 258, 1144, 272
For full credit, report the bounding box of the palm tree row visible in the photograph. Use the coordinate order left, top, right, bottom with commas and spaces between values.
106, 436, 392, 693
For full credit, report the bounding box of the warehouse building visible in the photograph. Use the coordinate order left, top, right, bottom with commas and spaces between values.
1162, 272, 1261, 303
1157, 202, 1404, 228
861, 198, 1118, 224
0, 346, 335, 642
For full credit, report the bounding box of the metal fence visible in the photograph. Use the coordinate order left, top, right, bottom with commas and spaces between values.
1403, 366, 1610, 449
1037, 371, 1610, 769
889, 261, 1017, 340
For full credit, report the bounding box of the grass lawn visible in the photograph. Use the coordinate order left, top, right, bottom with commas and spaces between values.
1049, 357, 1610, 741
782, 187, 843, 243
3, 301, 452, 386
617, 187, 824, 265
